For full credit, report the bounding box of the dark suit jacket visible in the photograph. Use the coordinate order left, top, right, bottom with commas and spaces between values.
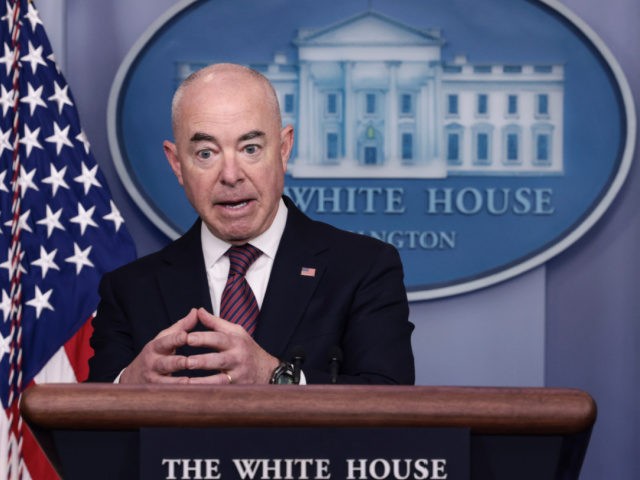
88, 196, 414, 384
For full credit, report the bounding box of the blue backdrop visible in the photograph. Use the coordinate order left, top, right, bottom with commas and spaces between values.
40, 0, 640, 478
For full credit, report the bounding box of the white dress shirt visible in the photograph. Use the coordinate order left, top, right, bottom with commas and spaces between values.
201, 198, 288, 315
201, 199, 305, 383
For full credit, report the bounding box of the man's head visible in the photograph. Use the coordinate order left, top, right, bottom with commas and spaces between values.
164, 63, 294, 244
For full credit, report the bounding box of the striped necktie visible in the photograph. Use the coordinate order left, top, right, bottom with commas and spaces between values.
220, 244, 262, 335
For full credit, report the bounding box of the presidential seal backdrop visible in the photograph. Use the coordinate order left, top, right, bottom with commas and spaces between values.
107, 0, 636, 300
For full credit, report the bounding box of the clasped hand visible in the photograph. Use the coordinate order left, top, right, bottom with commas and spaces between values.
119, 307, 279, 385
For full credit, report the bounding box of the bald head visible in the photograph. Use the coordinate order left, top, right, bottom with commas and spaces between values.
171, 63, 282, 135
162, 61, 294, 244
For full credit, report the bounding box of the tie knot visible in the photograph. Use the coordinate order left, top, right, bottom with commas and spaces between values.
227, 244, 262, 276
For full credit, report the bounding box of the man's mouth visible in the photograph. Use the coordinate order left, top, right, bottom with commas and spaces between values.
218, 199, 251, 209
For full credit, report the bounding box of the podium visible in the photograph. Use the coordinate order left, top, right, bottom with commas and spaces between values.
20, 384, 596, 479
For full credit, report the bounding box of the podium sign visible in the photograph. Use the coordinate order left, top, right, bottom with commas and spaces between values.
140, 427, 469, 480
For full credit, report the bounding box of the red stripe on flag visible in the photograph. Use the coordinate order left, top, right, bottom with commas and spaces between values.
63, 317, 95, 383
22, 420, 59, 480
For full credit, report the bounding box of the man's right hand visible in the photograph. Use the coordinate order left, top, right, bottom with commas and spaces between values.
119, 308, 199, 384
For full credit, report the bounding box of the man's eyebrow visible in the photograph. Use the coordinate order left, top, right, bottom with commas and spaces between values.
238, 130, 265, 142
190, 132, 218, 143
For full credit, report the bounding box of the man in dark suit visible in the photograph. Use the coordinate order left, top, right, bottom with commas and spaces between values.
88, 63, 414, 385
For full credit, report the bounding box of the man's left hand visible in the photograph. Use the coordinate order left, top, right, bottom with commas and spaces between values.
185, 307, 279, 384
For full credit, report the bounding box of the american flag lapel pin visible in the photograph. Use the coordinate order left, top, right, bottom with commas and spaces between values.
300, 266, 316, 277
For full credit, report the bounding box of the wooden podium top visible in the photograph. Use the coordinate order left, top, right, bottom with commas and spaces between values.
20, 384, 596, 435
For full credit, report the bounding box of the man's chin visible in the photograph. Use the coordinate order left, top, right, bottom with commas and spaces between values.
227, 236, 253, 246
209, 225, 255, 245
204, 210, 272, 244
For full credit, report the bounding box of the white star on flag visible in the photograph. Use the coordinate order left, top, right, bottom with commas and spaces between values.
47, 51, 61, 74
18, 165, 40, 198
1, 2, 17, 38
45, 121, 74, 154
0, 129, 11, 158
0, 248, 26, 280
70, 203, 98, 235
19, 123, 43, 156
41, 163, 70, 196
103, 200, 125, 232
4, 209, 32, 233
0, 84, 13, 115
25, 286, 54, 319
31, 246, 60, 279
0, 333, 9, 362
20, 81, 46, 115
48, 80, 73, 114
0, 290, 10, 322
64, 242, 95, 274
75, 129, 91, 154
73, 161, 102, 194
23, 2, 43, 32
0, 170, 7, 192
0, 43, 12, 76
21, 39, 46, 73
36, 205, 65, 238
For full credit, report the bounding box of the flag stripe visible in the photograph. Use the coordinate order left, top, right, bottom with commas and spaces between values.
22, 391, 57, 479
63, 316, 94, 382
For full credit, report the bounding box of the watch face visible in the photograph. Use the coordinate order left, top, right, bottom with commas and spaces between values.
271, 362, 296, 384
275, 374, 295, 385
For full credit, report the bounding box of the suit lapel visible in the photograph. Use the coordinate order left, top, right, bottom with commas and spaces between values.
255, 199, 328, 356
156, 219, 213, 328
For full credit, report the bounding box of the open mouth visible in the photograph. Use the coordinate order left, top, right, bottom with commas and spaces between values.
219, 199, 251, 209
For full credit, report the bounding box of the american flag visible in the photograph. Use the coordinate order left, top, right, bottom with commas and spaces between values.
0, 1, 137, 478
300, 267, 316, 277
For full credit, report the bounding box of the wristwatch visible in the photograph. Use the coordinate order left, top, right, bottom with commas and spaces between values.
269, 360, 296, 384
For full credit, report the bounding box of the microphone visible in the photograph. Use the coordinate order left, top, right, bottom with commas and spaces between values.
328, 346, 343, 384
290, 346, 306, 385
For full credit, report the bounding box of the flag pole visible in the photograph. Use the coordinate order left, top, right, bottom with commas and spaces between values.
6, 0, 25, 476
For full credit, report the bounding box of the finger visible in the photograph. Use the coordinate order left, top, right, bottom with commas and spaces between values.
155, 353, 189, 375
188, 372, 232, 385
186, 330, 230, 350
152, 374, 191, 385
157, 308, 199, 340
171, 308, 200, 332
152, 309, 201, 354
186, 351, 230, 372
153, 328, 189, 354
196, 307, 238, 332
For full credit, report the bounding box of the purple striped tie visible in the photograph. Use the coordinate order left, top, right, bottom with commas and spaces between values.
220, 244, 262, 335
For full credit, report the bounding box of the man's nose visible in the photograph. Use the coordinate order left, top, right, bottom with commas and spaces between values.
219, 153, 243, 185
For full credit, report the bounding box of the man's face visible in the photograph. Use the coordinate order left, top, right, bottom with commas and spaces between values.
164, 71, 293, 244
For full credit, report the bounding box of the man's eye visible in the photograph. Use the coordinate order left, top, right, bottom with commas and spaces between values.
244, 144, 260, 155
197, 149, 213, 160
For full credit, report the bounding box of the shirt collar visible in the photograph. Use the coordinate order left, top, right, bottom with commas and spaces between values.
201, 198, 288, 268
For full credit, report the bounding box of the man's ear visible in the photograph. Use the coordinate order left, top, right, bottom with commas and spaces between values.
163, 140, 184, 185
280, 125, 294, 172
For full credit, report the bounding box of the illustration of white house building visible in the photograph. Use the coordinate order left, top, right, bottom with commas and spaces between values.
177, 11, 564, 178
